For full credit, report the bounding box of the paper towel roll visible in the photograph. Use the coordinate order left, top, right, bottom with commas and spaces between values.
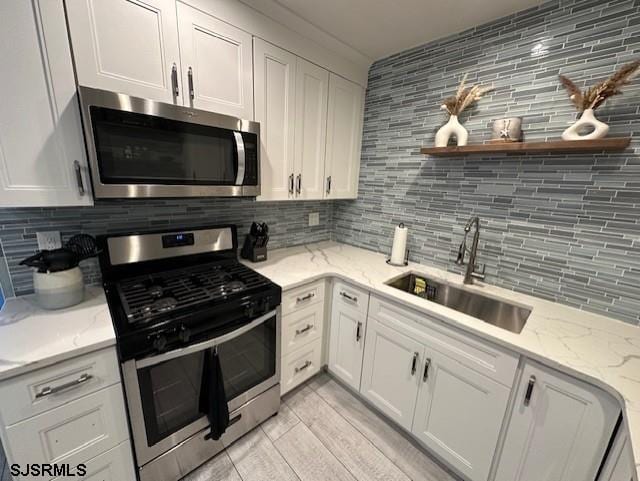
390, 223, 408, 265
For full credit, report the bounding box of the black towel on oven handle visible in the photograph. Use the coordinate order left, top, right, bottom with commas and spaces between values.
199, 347, 229, 441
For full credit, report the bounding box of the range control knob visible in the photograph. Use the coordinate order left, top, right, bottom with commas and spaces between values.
261, 296, 272, 313
178, 325, 191, 343
244, 301, 256, 318
152, 334, 167, 352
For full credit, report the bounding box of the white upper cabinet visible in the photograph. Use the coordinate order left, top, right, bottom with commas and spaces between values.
295, 59, 329, 200
494, 360, 620, 481
177, 2, 254, 119
65, 0, 182, 104
324, 73, 364, 199
0, 0, 91, 207
254, 39, 297, 201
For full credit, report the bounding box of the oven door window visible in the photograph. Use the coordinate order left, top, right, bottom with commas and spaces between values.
90, 106, 258, 186
136, 315, 276, 447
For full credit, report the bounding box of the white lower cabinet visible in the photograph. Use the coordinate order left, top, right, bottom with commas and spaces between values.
328, 282, 370, 391
599, 426, 634, 481
411, 348, 510, 481
360, 317, 423, 430
494, 360, 620, 481
281, 341, 323, 395
51, 441, 136, 481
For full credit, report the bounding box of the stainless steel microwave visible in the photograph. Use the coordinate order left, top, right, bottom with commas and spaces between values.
78, 86, 260, 199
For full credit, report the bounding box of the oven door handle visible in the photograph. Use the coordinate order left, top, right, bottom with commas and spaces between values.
233, 131, 246, 185
136, 310, 276, 369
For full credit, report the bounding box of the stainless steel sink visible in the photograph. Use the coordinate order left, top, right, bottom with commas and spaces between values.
386, 273, 531, 334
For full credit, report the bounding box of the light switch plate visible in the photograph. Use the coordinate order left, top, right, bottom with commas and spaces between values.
308, 212, 320, 227
37, 231, 62, 250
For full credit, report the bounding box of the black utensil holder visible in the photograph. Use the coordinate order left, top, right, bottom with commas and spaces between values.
241, 235, 267, 262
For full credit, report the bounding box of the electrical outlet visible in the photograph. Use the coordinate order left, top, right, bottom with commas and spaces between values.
308, 212, 320, 227
37, 231, 62, 250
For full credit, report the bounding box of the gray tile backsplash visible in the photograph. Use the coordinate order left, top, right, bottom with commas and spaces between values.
4, 199, 331, 296
333, 0, 640, 324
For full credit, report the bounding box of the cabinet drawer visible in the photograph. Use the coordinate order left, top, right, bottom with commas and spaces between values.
282, 280, 325, 316
6, 384, 129, 480
282, 302, 324, 357
281, 340, 322, 395
333, 281, 369, 317
0, 348, 121, 425
52, 441, 136, 481
369, 295, 518, 387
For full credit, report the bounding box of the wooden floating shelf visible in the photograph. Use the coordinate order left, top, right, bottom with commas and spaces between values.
420, 137, 631, 156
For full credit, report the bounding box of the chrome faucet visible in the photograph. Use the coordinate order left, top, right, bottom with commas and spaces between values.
455, 216, 486, 284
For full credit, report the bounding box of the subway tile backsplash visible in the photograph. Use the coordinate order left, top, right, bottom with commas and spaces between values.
4, 199, 331, 296
333, 0, 640, 324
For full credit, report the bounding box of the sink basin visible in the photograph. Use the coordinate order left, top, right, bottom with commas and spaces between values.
386, 273, 531, 334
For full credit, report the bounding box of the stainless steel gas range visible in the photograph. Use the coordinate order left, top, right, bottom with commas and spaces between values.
97, 225, 281, 481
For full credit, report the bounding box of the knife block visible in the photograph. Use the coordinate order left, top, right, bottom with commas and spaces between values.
241, 235, 267, 262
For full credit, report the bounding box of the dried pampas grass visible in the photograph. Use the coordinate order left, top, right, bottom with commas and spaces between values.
559, 59, 640, 111
441, 74, 494, 116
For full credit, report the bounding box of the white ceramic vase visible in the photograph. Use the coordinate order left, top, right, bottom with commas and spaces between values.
561, 108, 609, 141
435, 115, 468, 147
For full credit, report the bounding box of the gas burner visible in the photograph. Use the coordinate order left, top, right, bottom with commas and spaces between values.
225, 280, 246, 293
151, 297, 177, 313
147, 284, 164, 298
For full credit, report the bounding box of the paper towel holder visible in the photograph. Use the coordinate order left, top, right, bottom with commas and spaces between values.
386, 249, 409, 267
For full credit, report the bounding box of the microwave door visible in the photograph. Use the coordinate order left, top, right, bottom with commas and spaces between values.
233, 131, 245, 185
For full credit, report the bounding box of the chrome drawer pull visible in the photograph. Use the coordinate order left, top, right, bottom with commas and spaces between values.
35, 373, 93, 399
356, 321, 363, 342
73, 160, 85, 196
295, 324, 313, 336
289, 173, 295, 194
340, 291, 357, 303
171, 63, 179, 99
524, 375, 536, 406
295, 360, 312, 373
296, 292, 315, 303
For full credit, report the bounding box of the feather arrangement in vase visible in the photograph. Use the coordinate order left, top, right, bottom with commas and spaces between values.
559, 60, 640, 140
436, 74, 493, 147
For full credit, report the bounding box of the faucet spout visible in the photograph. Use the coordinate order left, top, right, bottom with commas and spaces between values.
456, 216, 485, 284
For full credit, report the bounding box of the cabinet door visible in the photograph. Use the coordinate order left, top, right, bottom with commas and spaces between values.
360, 318, 423, 431
65, 0, 181, 104
0, 0, 91, 207
324, 73, 364, 199
494, 360, 620, 481
328, 289, 367, 391
411, 348, 510, 481
295, 59, 329, 200
177, 3, 253, 119
254, 39, 296, 201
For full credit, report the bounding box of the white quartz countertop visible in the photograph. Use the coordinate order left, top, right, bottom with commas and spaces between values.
0, 286, 115, 381
247, 241, 640, 476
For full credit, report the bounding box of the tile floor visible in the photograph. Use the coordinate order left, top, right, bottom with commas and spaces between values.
182, 373, 460, 481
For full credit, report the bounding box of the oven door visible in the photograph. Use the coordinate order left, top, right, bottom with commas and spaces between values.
79, 86, 260, 199
122, 309, 280, 467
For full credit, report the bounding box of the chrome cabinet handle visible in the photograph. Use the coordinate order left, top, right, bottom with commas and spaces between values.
289, 173, 295, 195
171, 63, 179, 99
295, 324, 313, 336
188, 66, 194, 101
296, 292, 314, 303
73, 160, 85, 196
524, 375, 536, 406
296, 174, 302, 195
295, 360, 312, 373
411, 352, 419, 376
35, 373, 93, 399
356, 321, 362, 342
340, 291, 357, 303
423, 358, 431, 382
326, 176, 332, 195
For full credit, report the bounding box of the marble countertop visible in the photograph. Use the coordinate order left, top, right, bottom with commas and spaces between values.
248, 241, 640, 476
0, 286, 115, 381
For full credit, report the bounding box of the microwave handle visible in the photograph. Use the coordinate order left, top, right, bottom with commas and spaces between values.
233, 131, 246, 185
136, 309, 276, 369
